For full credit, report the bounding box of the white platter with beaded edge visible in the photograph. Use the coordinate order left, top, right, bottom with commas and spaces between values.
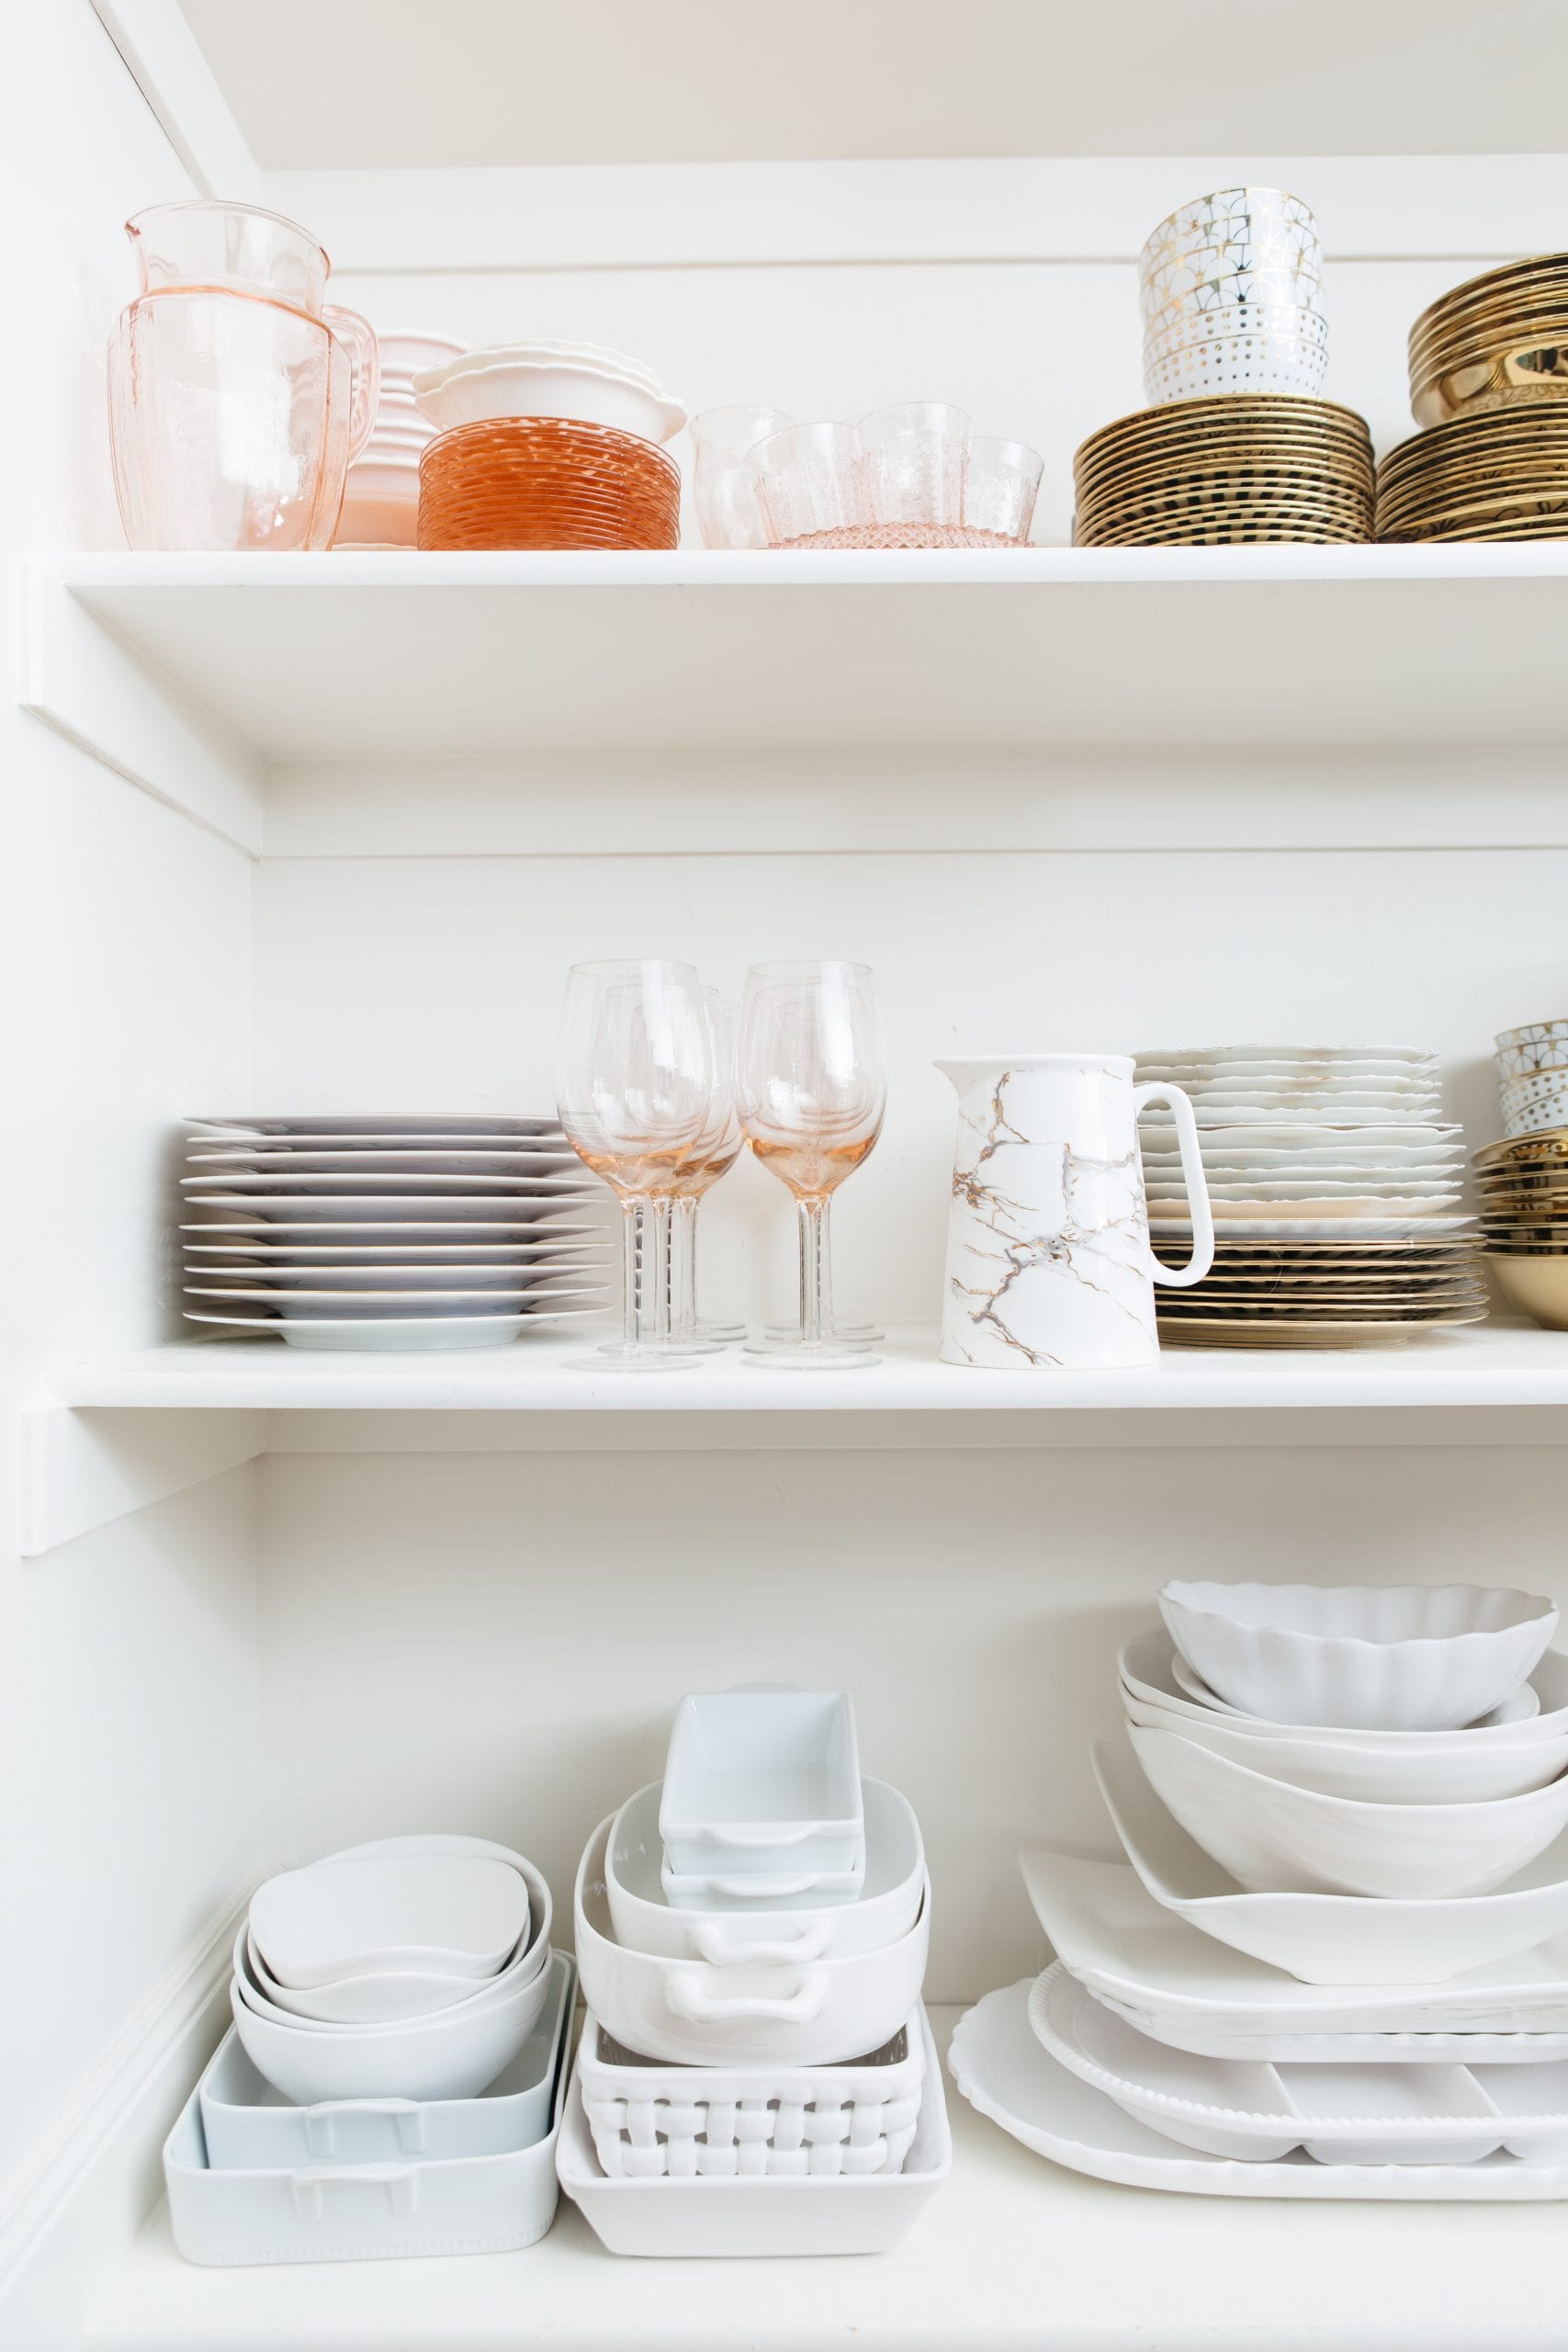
947, 1980, 1568, 2199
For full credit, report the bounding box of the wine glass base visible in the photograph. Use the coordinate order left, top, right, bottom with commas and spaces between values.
581, 1343, 701, 1372
742, 1339, 881, 1371
694, 1318, 747, 1342
651, 1333, 728, 1356
758, 1321, 885, 1347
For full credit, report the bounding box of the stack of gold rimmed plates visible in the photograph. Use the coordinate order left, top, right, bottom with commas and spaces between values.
1376, 404, 1568, 542
1136, 1046, 1486, 1348
1073, 397, 1374, 546
1409, 254, 1568, 429
1475, 1129, 1568, 1331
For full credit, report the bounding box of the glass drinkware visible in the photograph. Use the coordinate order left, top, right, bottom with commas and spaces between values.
558, 960, 714, 1371
660, 992, 744, 1346
738, 961, 886, 1370
691, 407, 795, 548
107, 201, 379, 550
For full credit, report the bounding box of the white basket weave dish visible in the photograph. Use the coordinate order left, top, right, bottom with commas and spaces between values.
579, 2008, 925, 2180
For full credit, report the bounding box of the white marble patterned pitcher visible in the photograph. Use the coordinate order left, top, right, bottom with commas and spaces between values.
934, 1054, 1214, 1368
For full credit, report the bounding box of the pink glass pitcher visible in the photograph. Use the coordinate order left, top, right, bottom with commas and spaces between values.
107, 201, 379, 549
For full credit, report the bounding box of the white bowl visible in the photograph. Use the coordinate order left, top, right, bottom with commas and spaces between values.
1129, 1723, 1568, 1898
412, 351, 685, 444
660, 1688, 863, 1881
1122, 1674, 1568, 1804
608, 1779, 921, 1962
230, 1952, 551, 2103
235, 1920, 547, 2032
244, 1932, 525, 2025
250, 1852, 527, 1989
1095, 1739, 1568, 1985
1159, 1581, 1557, 1731
575, 1816, 929, 2067
1169, 1649, 1543, 1731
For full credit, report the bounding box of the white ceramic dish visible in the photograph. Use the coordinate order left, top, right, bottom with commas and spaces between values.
1122, 1627, 1555, 1746
190, 1115, 566, 1137
168, 1960, 573, 2265
187, 1263, 605, 1293
1017, 1849, 1568, 2036
186, 1194, 594, 1225
235, 1921, 547, 2036
1095, 1987, 1568, 2066
184, 1307, 602, 1349
1168, 1649, 1535, 1724
660, 1849, 868, 1911
948, 1980, 1568, 2200
660, 1689, 863, 1880
1032, 1963, 1568, 2163
186, 1283, 604, 1309
230, 1949, 553, 2106
1096, 1740, 1568, 1985
575, 1816, 929, 2067
608, 1779, 922, 1962
251, 1854, 527, 1987
413, 352, 685, 443
1122, 1679, 1566, 1803
1160, 1580, 1557, 1731
1129, 1723, 1568, 1898
188, 1148, 577, 1171
578, 2007, 925, 2179
200, 1951, 572, 2169
556, 2003, 951, 2256
182, 1170, 592, 1193
246, 1945, 501, 2025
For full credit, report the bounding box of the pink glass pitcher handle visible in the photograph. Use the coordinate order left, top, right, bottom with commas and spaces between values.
323, 305, 380, 463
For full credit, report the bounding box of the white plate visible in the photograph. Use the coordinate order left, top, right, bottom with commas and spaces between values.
185, 1196, 600, 1224
189, 1132, 570, 1152
181, 1234, 604, 1261
1094, 1740, 1568, 1985
181, 1171, 595, 1193
1096, 1988, 1568, 2065
1017, 1849, 1568, 2035
1032, 1964, 1568, 2162
185, 1284, 608, 1307
182, 1217, 598, 1238
1136, 1047, 1438, 1065
1152, 1216, 1477, 1239
189, 1114, 564, 1136
188, 1151, 578, 1173
1151, 1199, 1461, 1219
947, 1981, 1568, 2199
1144, 1125, 1462, 1148
186, 1262, 607, 1289
182, 1307, 605, 1349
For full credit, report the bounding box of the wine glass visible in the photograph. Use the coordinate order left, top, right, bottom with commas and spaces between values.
557, 960, 713, 1371
692, 407, 795, 548
660, 991, 744, 1347
737, 961, 886, 1369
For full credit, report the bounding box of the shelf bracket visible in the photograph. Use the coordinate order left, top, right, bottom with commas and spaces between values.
17, 1393, 266, 1558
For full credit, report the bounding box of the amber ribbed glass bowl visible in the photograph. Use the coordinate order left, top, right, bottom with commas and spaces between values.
418, 416, 680, 549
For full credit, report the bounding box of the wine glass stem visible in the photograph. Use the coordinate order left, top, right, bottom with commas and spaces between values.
676, 1195, 697, 1340
818, 1195, 838, 1331
797, 1197, 827, 1346
651, 1200, 673, 1344
621, 1198, 643, 1351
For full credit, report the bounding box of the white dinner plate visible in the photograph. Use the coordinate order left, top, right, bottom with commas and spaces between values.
182, 1305, 606, 1349
180, 1232, 604, 1260
188, 1114, 564, 1136
184, 1195, 600, 1224
1142, 1125, 1462, 1148
187, 1150, 579, 1173
181, 1171, 595, 1193
189, 1131, 570, 1151
185, 1283, 608, 1306
1152, 1216, 1477, 1239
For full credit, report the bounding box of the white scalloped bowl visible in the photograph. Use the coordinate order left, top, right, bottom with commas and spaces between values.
413, 349, 685, 444
1159, 1581, 1556, 1731
1129, 1722, 1568, 1898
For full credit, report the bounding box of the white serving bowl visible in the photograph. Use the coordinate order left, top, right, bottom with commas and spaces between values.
575, 1816, 929, 2067
1095, 1739, 1568, 1986
234, 1920, 547, 2032
1130, 1723, 1568, 1898
243, 1929, 519, 2025
608, 1778, 922, 1962
250, 1852, 528, 1988
1159, 1580, 1557, 1731
230, 1949, 551, 2103
413, 348, 685, 444
1120, 1628, 1560, 1751
1122, 1675, 1568, 1803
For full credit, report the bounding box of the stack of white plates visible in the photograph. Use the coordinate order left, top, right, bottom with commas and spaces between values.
180, 1113, 613, 1350
1135, 1044, 1485, 1345
336, 329, 466, 548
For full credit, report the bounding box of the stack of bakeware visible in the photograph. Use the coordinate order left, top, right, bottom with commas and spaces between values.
559, 1687, 951, 2256
335, 329, 463, 548
164, 1836, 574, 2265
951, 1579, 1568, 2201
1136, 1045, 1485, 1346
180, 1112, 613, 1350
1073, 397, 1373, 547
1379, 254, 1568, 541
1138, 187, 1326, 407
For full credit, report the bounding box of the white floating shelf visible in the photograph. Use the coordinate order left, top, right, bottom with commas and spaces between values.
44, 1324, 1568, 1417
24, 548, 1568, 856
85, 2007, 1568, 2352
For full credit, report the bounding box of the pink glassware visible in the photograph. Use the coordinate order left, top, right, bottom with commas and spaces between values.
107, 202, 379, 550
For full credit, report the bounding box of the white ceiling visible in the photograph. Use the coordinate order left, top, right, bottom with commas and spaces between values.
176, 0, 1568, 169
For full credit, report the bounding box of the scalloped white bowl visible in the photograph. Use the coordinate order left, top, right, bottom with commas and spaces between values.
1159, 1580, 1556, 1731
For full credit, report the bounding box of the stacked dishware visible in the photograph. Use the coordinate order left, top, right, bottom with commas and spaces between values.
335, 329, 464, 548
1073, 396, 1373, 546
1134, 1045, 1485, 1345
1473, 1017, 1568, 1329
747, 405, 1043, 549
180, 1112, 613, 1350
165, 1836, 573, 2265
559, 1687, 950, 2256
412, 342, 685, 549
1138, 187, 1326, 408
952, 1581, 1568, 2200
1378, 255, 1568, 543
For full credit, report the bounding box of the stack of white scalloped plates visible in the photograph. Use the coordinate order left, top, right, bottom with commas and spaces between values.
1135, 1046, 1485, 1346
180, 1115, 613, 1351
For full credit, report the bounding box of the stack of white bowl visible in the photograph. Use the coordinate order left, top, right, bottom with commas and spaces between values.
987, 1584, 1568, 2186
1138, 187, 1327, 406
336, 329, 465, 547
230, 1835, 557, 2105
570, 1689, 937, 2200
412, 340, 686, 446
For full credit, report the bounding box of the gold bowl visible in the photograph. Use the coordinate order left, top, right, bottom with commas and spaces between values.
1489, 1255, 1568, 1327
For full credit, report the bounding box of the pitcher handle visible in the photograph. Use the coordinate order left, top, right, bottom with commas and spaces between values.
1133, 1081, 1214, 1288
323, 304, 381, 464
